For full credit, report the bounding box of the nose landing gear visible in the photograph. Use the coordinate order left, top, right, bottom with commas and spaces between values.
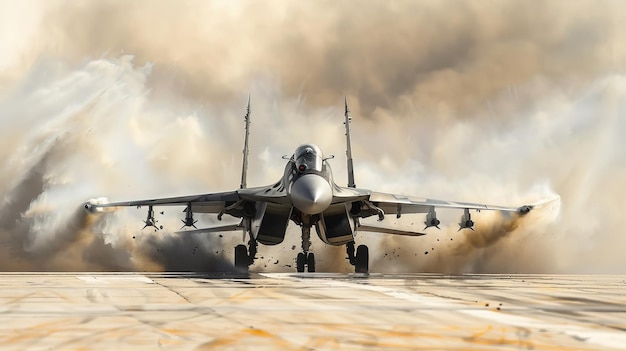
296, 252, 316, 273
296, 226, 316, 272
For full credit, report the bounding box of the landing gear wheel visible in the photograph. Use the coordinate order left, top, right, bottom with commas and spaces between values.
296, 252, 306, 272
307, 253, 316, 272
355, 245, 369, 273
234, 244, 249, 271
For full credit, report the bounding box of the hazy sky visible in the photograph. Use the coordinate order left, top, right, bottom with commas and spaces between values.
0, 0, 624, 272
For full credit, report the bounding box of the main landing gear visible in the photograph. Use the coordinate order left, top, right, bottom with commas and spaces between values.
347, 241, 369, 273
296, 226, 315, 272
234, 237, 257, 272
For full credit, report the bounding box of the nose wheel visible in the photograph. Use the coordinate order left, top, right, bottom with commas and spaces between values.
296, 252, 316, 272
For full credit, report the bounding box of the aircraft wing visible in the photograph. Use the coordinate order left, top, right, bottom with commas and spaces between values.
85, 184, 290, 214
332, 186, 534, 215
368, 191, 527, 215
86, 191, 240, 213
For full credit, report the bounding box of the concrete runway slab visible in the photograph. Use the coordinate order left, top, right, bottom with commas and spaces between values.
0, 273, 624, 350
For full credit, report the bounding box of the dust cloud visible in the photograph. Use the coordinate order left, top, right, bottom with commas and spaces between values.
0, 1, 624, 273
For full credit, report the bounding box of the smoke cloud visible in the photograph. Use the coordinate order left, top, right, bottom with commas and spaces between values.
0, 0, 623, 272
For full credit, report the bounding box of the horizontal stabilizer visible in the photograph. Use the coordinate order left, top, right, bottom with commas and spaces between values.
357, 223, 426, 237
175, 221, 243, 235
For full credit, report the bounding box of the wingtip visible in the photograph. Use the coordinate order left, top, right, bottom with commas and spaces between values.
83, 197, 109, 213
519, 195, 561, 214
517, 205, 533, 215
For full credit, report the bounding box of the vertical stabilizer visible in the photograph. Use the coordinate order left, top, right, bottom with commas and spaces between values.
240, 96, 251, 189
344, 98, 356, 188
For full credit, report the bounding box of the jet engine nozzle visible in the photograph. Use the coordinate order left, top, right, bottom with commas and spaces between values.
291, 174, 332, 215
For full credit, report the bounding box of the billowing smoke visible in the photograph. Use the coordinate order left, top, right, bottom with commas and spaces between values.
0, 1, 623, 272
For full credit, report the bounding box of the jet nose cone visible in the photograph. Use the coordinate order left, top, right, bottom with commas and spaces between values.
291, 174, 332, 215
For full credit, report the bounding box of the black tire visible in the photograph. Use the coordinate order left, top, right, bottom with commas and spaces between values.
307, 253, 316, 272
234, 244, 249, 271
296, 253, 306, 272
355, 245, 369, 273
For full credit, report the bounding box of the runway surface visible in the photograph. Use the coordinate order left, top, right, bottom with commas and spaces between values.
0, 273, 624, 350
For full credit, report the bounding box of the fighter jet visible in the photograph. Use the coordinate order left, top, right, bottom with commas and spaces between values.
84, 98, 536, 273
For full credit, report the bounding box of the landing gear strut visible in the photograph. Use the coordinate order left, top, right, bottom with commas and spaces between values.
296, 226, 315, 272
347, 241, 369, 273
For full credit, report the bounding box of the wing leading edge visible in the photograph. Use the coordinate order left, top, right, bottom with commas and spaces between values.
84, 183, 291, 215
368, 191, 528, 215
330, 184, 540, 236
332, 186, 530, 214
85, 191, 240, 213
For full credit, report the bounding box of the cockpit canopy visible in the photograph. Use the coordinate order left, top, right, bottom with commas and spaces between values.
294, 144, 324, 173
